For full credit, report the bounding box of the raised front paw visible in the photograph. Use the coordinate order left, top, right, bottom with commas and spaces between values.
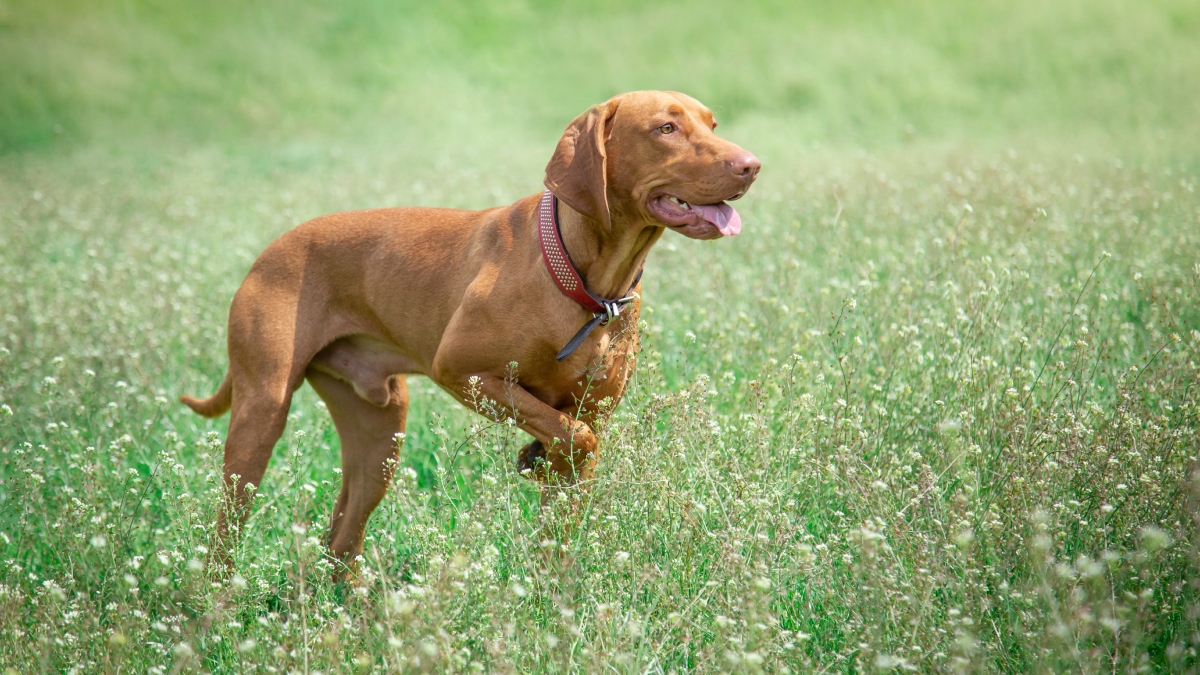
568, 420, 598, 457
516, 421, 599, 485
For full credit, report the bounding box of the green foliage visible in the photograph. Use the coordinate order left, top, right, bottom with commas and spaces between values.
2, 0, 1200, 672
2, 0, 1199, 152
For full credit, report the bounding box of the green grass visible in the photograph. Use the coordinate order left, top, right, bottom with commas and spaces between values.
2, 0, 1199, 672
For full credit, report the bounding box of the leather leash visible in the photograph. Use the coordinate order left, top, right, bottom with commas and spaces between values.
538, 190, 642, 361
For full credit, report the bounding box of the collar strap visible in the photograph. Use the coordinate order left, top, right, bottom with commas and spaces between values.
538, 190, 642, 361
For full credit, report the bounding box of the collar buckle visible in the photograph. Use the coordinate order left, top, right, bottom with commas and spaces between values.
599, 294, 638, 324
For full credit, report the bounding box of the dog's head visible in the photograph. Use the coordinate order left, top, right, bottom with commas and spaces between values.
545, 91, 760, 240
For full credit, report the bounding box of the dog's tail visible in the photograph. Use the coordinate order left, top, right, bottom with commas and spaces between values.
180, 372, 233, 418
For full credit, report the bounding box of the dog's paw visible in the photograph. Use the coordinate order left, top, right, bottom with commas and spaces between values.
517, 439, 546, 477
569, 422, 598, 457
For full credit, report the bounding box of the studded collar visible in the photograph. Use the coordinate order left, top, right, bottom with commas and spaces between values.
537, 190, 641, 361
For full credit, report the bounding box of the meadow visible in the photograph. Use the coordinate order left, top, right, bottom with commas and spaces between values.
1, 0, 1199, 672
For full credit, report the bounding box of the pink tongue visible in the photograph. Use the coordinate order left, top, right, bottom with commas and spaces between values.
692, 202, 742, 236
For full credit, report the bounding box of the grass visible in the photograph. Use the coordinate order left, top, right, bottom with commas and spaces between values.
1, 0, 1199, 672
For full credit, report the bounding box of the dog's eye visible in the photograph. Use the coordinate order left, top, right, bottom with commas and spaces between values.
658, 123, 675, 134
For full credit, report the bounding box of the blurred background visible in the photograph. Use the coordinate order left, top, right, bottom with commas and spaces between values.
3, 0, 1198, 162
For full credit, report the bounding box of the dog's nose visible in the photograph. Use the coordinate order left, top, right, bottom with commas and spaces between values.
729, 151, 761, 180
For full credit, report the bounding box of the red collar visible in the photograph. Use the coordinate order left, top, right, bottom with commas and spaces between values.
538, 190, 641, 360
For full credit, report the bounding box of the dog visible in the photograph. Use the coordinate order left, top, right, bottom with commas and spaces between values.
181, 90, 760, 569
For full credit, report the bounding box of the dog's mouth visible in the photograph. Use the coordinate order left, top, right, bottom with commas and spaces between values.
647, 193, 742, 240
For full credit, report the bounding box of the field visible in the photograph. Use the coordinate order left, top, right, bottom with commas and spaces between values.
2, 0, 1200, 672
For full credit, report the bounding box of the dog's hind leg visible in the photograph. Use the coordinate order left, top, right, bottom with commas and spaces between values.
210, 276, 326, 568
211, 359, 302, 567
306, 368, 408, 576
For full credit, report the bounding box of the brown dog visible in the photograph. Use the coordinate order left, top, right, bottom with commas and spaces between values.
182, 90, 759, 567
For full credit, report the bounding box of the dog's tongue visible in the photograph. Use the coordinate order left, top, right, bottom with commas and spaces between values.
692, 202, 742, 236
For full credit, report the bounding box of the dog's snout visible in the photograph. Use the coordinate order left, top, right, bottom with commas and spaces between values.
728, 151, 761, 180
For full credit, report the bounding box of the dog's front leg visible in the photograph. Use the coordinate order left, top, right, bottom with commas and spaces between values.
437, 372, 599, 486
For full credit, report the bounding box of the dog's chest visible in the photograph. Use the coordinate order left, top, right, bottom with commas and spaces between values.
532, 324, 638, 409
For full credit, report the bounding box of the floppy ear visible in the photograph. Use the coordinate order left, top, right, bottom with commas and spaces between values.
544, 98, 621, 229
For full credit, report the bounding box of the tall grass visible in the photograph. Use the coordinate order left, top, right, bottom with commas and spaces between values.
2, 0, 1200, 672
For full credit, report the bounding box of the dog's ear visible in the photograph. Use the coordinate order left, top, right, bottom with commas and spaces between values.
544, 98, 621, 229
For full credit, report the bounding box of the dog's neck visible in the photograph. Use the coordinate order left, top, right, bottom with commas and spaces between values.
555, 200, 663, 299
